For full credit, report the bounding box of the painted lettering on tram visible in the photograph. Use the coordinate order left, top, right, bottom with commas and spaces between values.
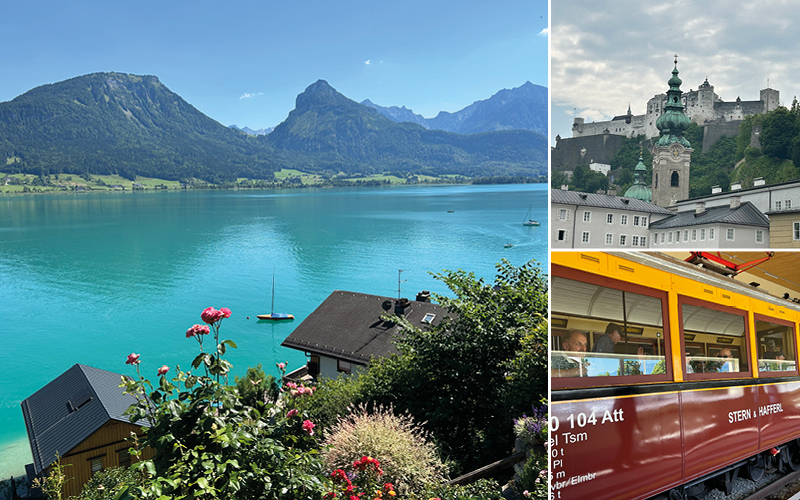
727, 403, 784, 423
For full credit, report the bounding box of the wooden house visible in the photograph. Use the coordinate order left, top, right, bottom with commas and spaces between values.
282, 290, 445, 380
20, 364, 151, 497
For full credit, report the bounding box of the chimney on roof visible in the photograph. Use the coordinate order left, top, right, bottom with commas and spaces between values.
415, 290, 431, 302
395, 298, 410, 316
730, 196, 741, 209
754, 177, 766, 187
712, 185, 722, 194
731, 181, 742, 191
695, 202, 706, 215
561, 184, 569, 190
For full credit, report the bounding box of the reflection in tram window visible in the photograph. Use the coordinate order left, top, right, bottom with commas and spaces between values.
756, 319, 797, 374
551, 276, 667, 379
680, 301, 748, 377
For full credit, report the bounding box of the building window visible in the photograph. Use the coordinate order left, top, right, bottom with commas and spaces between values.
691, 229, 697, 241
756, 230, 764, 243
581, 231, 590, 243
709, 228, 715, 240
90, 457, 103, 476
605, 233, 613, 245
660, 232, 665, 243
620, 215, 628, 225
632, 236, 640, 246
118, 449, 131, 467
727, 228, 735, 241
683, 230, 689, 241
583, 211, 591, 222
337, 360, 352, 374
558, 209, 570, 221
606, 213, 614, 224
668, 232, 673, 243
700, 228, 706, 241
671, 171, 679, 187
787, 200, 793, 210
421, 313, 436, 324
776, 201, 782, 211
794, 222, 800, 241
640, 236, 647, 247
641, 216, 648, 226
619, 235, 627, 246
633, 216, 640, 226
558, 229, 568, 241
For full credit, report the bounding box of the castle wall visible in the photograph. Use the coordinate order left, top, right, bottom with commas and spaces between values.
702, 120, 742, 153
551, 134, 629, 171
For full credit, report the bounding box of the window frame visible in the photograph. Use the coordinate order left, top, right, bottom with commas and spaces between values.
551, 264, 674, 390
583, 211, 592, 223
607, 213, 614, 224
677, 295, 753, 381
756, 230, 764, 243
581, 231, 590, 244
726, 228, 735, 241
754, 313, 799, 378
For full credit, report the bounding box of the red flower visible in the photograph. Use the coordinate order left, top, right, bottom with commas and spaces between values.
324, 493, 337, 499
302, 419, 316, 435
157, 365, 169, 376
383, 483, 394, 492
201, 307, 224, 324
186, 324, 211, 338
125, 353, 140, 365
220, 307, 232, 318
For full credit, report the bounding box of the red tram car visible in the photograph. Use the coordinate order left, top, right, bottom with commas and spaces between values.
551, 252, 800, 500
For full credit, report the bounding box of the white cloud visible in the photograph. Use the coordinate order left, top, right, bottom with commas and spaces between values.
538, 28, 548, 37
364, 59, 371, 65
239, 92, 263, 100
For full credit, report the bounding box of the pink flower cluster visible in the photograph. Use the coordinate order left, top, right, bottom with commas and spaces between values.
157, 365, 170, 376
302, 419, 316, 435
285, 381, 315, 397
201, 306, 231, 325
286, 409, 299, 418
185, 324, 211, 338
126, 353, 141, 365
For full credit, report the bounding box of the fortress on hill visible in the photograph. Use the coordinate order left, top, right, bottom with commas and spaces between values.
571, 79, 780, 141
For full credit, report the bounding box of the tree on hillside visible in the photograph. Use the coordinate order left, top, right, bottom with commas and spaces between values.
761, 107, 799, 160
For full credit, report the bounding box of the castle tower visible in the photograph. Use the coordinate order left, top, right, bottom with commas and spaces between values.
761, 87, 780, 113
652, 56, 693, 207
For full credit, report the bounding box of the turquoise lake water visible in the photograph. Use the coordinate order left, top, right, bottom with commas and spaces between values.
0, 183, 547, 478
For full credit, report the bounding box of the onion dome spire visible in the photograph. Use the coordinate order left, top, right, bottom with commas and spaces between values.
624, 151, 652, 202
656, 55, 691, 147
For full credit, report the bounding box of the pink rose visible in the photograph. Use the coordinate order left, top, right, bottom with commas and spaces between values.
302, 419, 315, 435
277, 362, 286, 370
286, 382, 298, 389
157, 365, 169, 376
126, 353, 140, 365
286, 409, 298, 418
220, 307, 232, 318
201, 307, 224, 324
186, 324, 211, 338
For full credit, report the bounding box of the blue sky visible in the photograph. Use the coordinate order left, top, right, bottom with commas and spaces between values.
1, 0, 548, 131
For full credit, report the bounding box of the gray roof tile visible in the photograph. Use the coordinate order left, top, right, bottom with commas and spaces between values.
649, 201, 769, 229
550, 189, 674, 214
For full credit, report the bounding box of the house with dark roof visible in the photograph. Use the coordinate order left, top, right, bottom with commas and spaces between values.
551, 188, 674, 249
650, 199, 770, 248
281, 290, 445, 380
20, 364, 152, 497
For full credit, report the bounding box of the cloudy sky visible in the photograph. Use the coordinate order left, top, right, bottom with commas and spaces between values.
0, 0, 547, 131
551, 0, 800, 144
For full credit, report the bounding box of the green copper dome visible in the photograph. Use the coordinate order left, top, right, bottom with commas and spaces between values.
656, 58, 691, 148
624, 155, 652, 202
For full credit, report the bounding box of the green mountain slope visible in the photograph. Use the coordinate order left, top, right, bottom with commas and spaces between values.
0, 74, 546, 182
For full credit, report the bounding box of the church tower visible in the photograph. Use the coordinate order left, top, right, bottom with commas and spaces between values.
624, 154, 652, 202
652, 56, 693, 207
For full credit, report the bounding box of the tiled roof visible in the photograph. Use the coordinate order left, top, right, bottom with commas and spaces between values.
649, 201, 769, 229
281, 290, 446, 364
551, 189, 674, 214
21, 364, 141, 474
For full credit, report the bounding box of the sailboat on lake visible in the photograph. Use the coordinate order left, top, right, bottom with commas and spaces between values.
257, 271, 294, 320
522, 205, 540, 227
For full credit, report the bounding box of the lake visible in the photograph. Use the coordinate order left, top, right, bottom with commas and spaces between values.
0, 183, 547, 478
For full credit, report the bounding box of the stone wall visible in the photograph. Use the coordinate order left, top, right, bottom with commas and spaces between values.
551, 134, 629, 171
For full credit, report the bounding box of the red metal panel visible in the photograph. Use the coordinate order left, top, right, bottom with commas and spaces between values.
759, 381, 800, 449
680, 386, 759, 480
551, 393, 682, 500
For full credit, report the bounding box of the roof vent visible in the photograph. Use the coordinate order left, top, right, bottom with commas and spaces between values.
731, 181, 742, 191
416, 290, 431, 302
711, 185, 722, 194
754, 177, 766, 187
395, 298, 410, 316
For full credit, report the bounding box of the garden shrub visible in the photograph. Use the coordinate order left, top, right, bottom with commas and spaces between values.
323, 404, 448, 494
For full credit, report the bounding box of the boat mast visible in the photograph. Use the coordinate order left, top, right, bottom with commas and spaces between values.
271, 269, 275, 314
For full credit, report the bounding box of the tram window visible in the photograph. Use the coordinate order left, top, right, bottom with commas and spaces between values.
756, 318, 797, 375
680, 300, 749, 378
551, 275, 669, 385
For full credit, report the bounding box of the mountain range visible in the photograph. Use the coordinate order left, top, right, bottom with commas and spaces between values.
361, 81, 547, 137
0, 73, 547, 183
